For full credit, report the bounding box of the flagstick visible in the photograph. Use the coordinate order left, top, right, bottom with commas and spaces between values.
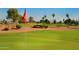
24, 22, 26, 27
23, 9, 27, 27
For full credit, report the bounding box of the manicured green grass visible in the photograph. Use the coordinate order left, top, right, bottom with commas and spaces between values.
0, 30, 79, 50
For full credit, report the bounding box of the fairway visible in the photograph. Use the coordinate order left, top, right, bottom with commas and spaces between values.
0, 30, 79, 50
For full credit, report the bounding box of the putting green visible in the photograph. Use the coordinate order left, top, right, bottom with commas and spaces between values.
0, 30, 79, 50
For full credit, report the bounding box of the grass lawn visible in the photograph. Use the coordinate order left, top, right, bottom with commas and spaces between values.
0, 30, 79, 50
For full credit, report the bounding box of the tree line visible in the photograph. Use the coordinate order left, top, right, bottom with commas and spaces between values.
28, 13, 79, 25
1, 8, 79, 26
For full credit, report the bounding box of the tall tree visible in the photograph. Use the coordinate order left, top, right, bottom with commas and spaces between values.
52, 13, 55, 20
40, 17, 44, 23
44, 15, 47, 19
41, 15, 47, 23
42, 17, 44, 20
7, 8, 19, 22
66, 14, 69, 19
52, 13, 55, 23
28, 16, 34, 23
19, 15, 24, 23
64, 14, 72, 25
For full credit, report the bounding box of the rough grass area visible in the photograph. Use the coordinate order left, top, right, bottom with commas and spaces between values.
0, 30, 79, 50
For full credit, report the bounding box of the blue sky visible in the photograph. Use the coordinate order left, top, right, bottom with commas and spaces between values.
0, 8, 79, 21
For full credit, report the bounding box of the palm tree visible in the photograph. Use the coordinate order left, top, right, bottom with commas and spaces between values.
42, 17, 44, 20
44, 15, 47, 20
41, 15, 47, 25
28, 16, 34, 23
52, 13, 55, 23
66, 14, 69, 19
52, 13, 55, 20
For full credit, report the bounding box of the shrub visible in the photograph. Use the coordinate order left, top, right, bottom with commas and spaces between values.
32, 25, 42, 28
44, 19, 50, 24
64, 19, 71, 25
32, 25, 48, 28
43, 25, 48, 28
16, 24, 22, 29
2, 28, 9, 31
64, 19, 79, 25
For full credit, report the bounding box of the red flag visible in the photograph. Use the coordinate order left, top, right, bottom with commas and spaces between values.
23, 9, 26, 24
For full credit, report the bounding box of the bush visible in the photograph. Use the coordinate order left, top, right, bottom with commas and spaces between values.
64, 19, 71, 25
32, 25, 48, 28
32, 25, 42, 28
2, 28, 9, 31
44, 19, 50, 24
44, 26, 48, 28
16, 24, 22, 29
64, 19, 79, 25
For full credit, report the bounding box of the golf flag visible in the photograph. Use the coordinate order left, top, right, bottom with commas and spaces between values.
23, 9, 27, 24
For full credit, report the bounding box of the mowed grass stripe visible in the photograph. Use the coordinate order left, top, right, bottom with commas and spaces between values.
0, 30, 79, 49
